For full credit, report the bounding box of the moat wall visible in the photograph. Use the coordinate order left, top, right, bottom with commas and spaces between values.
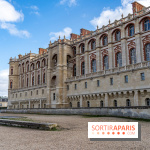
1, 107, 150, 119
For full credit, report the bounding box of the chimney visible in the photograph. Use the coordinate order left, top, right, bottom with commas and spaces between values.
39, 48, 47, 54
70, 33, 80, 40
80, 28, 91, 36
18, 54, 22, 59
132, 1, 145, 13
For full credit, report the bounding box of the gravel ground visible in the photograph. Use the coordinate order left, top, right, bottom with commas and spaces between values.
0, 113, 150, 150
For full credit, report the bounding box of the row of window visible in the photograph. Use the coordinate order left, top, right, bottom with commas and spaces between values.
72, 44, 150, 76
14, 103, 47, 109
67, 73, 145, 90
69, 98, 150, 108
12, 89, 45, 98
72, 18, 150, 55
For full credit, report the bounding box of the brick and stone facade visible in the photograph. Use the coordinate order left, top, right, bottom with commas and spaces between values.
8, 2, 150, 109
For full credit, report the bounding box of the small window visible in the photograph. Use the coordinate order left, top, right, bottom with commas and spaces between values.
85, 82, 87, 88
87, 101, 90, 107
27, 105, 29, 109
42, 89, 44, 94
114, 100, 117, 107
70, 102, 72, 108
75, 84, 77, 90
53, 93, 56, 100
38, 104, 40, 108
32, 104, 34, 108
146, 98, 150, 106
110, 78, 113, 85
36, 90, 38, 95
25, 92, 27, 97
20, 93, 22, 97
44, 104, 46, 108
77, 102, 80, 108
16, 94, 17, 98
31, 91, 32, 96
141, 73, 145, 81
100, 100, 103, 107
126, 99, 131, 106
67, 85, 69, 91
10, 81, 13, 89
11, 69, 13, 75
97, 80, 100, 87
125, 75, 128, 83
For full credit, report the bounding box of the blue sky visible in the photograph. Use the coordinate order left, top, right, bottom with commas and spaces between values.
0, 0, 150, 96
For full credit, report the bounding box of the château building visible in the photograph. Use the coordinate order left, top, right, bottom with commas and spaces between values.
8, 1, 150, 109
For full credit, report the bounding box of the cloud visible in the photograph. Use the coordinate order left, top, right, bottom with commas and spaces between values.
0, 69, 9, 96
60, 0, 77, 7
0, 22, 30, 38
30, 5, 39, 10
90, 0, 150, 29
0, 0, 30, 38
0, 0, 24, 22
29, 5, 40, 16
49, 27, 72, 41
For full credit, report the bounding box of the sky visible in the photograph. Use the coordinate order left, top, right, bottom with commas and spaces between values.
0, 0, 150, 96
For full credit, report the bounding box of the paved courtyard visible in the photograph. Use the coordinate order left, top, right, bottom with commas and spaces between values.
0, 113, 150, 150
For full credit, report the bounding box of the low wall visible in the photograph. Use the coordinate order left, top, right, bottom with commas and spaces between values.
1, 107, 150, 119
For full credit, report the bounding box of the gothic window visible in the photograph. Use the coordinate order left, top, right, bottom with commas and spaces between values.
100, 100, 103, 107
126, 99, 131, 106
31, 64, 34, 70
67, 55, 71, 66
37, 62, 40, 69
115, 30, 121, 41
130, 48, 136, 64
145, 43, 150, 61
87, 101, 90, 107
80, 44, 85, 53
144, 19, 150, 31
91, 40, 96, 50
52, 54, 57, 67
27, 65, 29, 72
91, 59, 96, 72
43, 73, 45, 83
73, 47, 76, 56
116, 52, 122, 67
53, 93, 56, 100
129, 25, 134, 36
42, 59, 46, 67
81, 62, 85, 75
103, 36, 108, 46
103, 55, 109, 70
114, 100, 117, 107
27, 78, 29, 87
73, 64, 76, 76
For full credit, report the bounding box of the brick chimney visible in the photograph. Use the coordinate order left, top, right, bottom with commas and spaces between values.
18, 54, 22, 59
132, 1, 145, 13
39, 48, 47, 54
70, 33, 80, 40
80, 28, 91, 36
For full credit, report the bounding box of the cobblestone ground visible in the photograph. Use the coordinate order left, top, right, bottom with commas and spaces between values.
0, 113, 150, 150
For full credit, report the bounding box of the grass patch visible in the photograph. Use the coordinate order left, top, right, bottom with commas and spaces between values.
82, 115, 150, 122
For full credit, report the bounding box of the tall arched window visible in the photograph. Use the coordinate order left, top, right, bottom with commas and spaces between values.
37, 62, 40, 69
104, 55, 109, 70
38, 75, 40, 85
42, 59, 46, 67
144, 19, 150, 31
27, 78, 29, 87
32, 76, 34, 86
73, 47, 76, 56
91, 40, 96, 50
130, 48, 136, 64
115, 30, 121, 41
43, 73, 45, 83
145, 43, 150, 61
52, 54, 57, 67
73, 64, 76, 76
27, 65, 29, 72
10, 81, 13, 89
126, 99, 131, 106
81, 62, 85, 75
116, 52, 122, 67
129, 25, 134, 36
91, 59, 96, 72
80, 44, 85, 53
114, 100, 117, 107
103, 36, 108, 46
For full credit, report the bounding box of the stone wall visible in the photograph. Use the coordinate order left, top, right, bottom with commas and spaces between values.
1, 107, 150, 119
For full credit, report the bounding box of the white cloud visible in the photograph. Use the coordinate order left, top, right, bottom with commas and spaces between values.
90, 0, 150, 29
60, 0, 77, 7
0, 69, 9, 96
30, 5, 39, 10
0, 0, 30, 38
0, 22, 30, 38
0, 0, 24, 22
49, 27, 72, 41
